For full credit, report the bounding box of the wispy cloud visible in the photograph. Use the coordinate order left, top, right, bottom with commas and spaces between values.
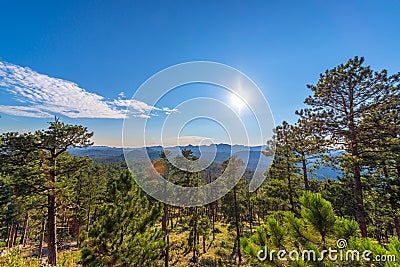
0, 61, 176, 119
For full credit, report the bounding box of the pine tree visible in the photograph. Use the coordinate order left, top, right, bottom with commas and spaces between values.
242, 193, 360, 266
157, 150, 173, 267
81, 170, 164, 266
291, 117, 327, 190
0, 132, 45, 249
221, 156, 246, 266
358, 74, 400, 238
37, 117, 93, 265
264, 121, 303, 213
299, 192, 336, 244
298, 56, 396, 237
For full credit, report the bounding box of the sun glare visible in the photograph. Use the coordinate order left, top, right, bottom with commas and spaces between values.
230, 93, 246, 112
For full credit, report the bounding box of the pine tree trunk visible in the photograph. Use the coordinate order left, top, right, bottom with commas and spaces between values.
76, 175, 82, 246
20, 213, 29, 246
248, 196, 253, 234
170, 212, 173, 229
397, 165, 400, 181
301, 152, 309, 190
38, 219, 46, 259
5, 222, 10, 248
23, 225, 30, 247
12, 223, 18, 247
383, 165, 400, 239
6, 222, 12, 248
211, 202, 215, 241
233, 186, 242, 266
393, 217, 400, 238
7, 221, 15, 248
203, 234, 206, 253
76, 224, 81, 246
395, 165, 400, 238
166, 234, 170, 266
86, 202, 91, 232
287, 170, 295, 213
47, 164, 58, 266
162, 204, 169, 267
193, 207, 198, 259
351, 142, 367, 238
47, 192, 58, 265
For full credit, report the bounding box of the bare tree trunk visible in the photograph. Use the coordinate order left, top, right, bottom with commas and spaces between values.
38, 219, 46, 259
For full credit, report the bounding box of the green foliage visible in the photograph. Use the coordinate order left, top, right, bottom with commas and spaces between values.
264, 121, 303, 213
242, 193, 361, 266
0, 249, 40, 267
387, 236, 400, 264
334, 218, 359, 240
266, 217, 285, 249
300, 192, 336, 243
58, 250, 81, 267
81, 170, 165, 266
348, 237, 399, 267
1, 57, 399, 266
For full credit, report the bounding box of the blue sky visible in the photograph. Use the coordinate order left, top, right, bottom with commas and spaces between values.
1, 0, 399, 147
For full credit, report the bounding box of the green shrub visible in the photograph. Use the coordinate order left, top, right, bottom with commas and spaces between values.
59, 250, 81, 267
0, 248, 40, 267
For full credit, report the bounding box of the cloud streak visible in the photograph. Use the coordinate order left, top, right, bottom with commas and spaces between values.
0, 61, 176, 119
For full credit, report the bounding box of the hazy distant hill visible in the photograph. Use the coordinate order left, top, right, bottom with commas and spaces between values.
69, 144, 270, 169
69, 144, 342, 180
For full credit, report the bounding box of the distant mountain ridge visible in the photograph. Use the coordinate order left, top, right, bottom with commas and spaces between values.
68, 144, 269, 168
68, 144, 341, 180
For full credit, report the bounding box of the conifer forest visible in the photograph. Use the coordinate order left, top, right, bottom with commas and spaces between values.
1, 57, 400, 266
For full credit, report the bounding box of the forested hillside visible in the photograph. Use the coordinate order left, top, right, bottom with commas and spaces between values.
1, 57, 399, 266
69, 144, 340, 180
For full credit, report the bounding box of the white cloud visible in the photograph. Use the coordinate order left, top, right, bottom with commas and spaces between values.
0, 105, 52, 118
111, 99, 155, 113
0, 61, 177, 119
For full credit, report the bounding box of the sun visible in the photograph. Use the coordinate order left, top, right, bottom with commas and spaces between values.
230, 93, 246, 112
